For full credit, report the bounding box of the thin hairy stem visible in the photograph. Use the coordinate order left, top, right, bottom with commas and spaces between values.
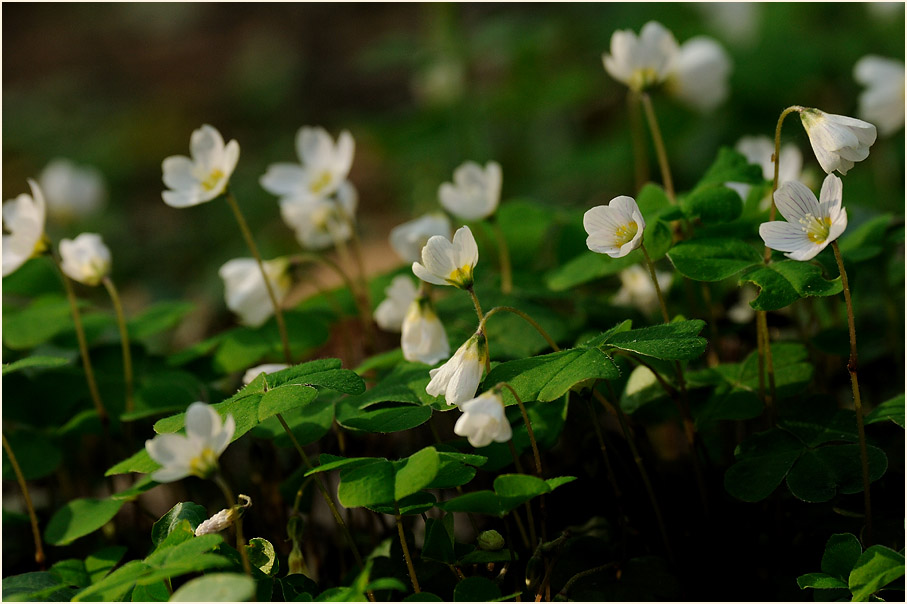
640, 243, 670, 323
328, 223, 375, 352
640, 93, 675, 203
2, 433, 45, 568
489, 215, 513, 294
467, 287, 492, 373
102, 277, 134, 414
508, 441, 538, 547
757, 311, 777, 423
225, 191, 293, 364
767, 105, 805, 244
584, 398, 623, 499
481, 306, 560, 352
833, 241, 872, 544
213, 473, 253, 577
500, 383, 542, 477
396, 503, 421, 593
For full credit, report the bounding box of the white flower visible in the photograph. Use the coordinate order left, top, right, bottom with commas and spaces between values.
260, 126, 354, 204
728, 135, 803, 209
695, 3, 760, 48
242, 363, 290, 386
727, 285, 758, 324
218, 257, 292, 328
583, 196, 646, 258
402, 294, 450, 365
145, 402, 235, 482
759, 174, 847, 261
161, 125, 239, 208
374, 275, 419, 332
59, 233, 112, 286
194, 495, 251, 536
2, 179, 47, 277
279, 181, 358, 251
666, 36, 732, 112
613, 265, 672, 315
799, 109, 877, 175
39, 159, 106, 221
454, 391, 512, 448
602, 21, 679, 92
854, 55, 905, 137
389, 213, 451, 264
426, 332, 486, 407
438, 161, 502, 221
412, 225, 479, 289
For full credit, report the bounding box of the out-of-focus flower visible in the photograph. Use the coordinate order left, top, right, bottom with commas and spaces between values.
696, 3, 761, 48
161, 125, 239, 208
375, 275, 419, 332
389, 213, 451, 264
242, 363, 290, 386
59, 233, 111, 286
145, 402, 235, 482
438, 161, 502, 221
854, 55, 905, 137
453, 390, 512, 448
728, 285, 758, 324
666, 37, 732, 112
412, 225, 479, 289
279, 182, 358, 251
759, 174, 847, 261
401, 294, 450, 365
260, 127, 354, 204
613, 265, 672, 315
727, 135, 803, 209
2, 179, 47, 277
603, 21, 679, 93
39, 159, 106, 221
218, 257, 292, 328
426, 332, 486, 407
583, 196, 646, 258
799, 109, 877, 175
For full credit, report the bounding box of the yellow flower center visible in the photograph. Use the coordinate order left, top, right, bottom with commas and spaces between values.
189, 447, 218, 478
446, 264, 473, 288
630, 68, 660, 92
613, 221, 639, 246
799, 213, 832, 244
309, 170, 333, 195
201, 169, 225, 192
31, 236, 48, 258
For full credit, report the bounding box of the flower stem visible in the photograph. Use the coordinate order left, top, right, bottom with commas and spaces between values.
500, 383, 542, 477
102, 277, 134, 414
757, 311, 776, 423
832, 241, 872, 544
328, 224, 376, 353
51, 253, 107, 423
336, 203, 372, 314
767, 105, 805, 240
395, 503, 421, 593
481, 306, 560, 352
628, 91, 650, 190
213, 473, 252, 577
2, 432, 45, 568
488, 215, 513, 295
467, 287, 492, 373
640, 93, 675, 203
584, 397, 622, 500
225, 190, 293, 364
640, 243, 670, 323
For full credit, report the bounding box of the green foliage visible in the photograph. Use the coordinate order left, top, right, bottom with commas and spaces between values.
2, 355, 70, 375
866, 394, 905, 428
171, 573, 256, 602
798, 534, 905, 602
668, 238, 762, 282
439, 474, 576, 517
246, 538, 279, 577
44, 497, 125, 546
681, 185, 742, 224
739, 260, 842, 311
453, 576, 503, 601
151, 502, 208, 546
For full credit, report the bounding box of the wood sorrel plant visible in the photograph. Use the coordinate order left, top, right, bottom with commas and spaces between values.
2, 12, 902, 604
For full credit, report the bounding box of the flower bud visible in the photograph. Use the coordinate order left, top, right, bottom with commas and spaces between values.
477, 530, 505, 551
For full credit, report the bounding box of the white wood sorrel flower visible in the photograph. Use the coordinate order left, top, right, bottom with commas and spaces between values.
161, 125, 239, 208
2, 179, 47, 277
402, 294, 450, 365
260, 126, 354, 204
583, 196, 646, 258
799, 108, 877, 175
39, 158, 106, 221
279, 182, 358, 251
613, 265, 672, 315
603, 21, 678, 93
666, 36, 732, 112
375, 275, 419, 332
145, 402, 235, 482
412, 225, 479, 289
426, 332, 486, 407
389, 213, 451, 264
759, 174, 847, 262
438, 161, 502, 221
59, 233, 111, 286
218, 257, 292, 328
854, 55, 905, 137
242, 363, 290, 386
728, 135, 804, 210
454, 390, 512, 448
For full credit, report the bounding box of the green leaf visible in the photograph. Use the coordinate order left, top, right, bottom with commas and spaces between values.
365, 577, 408, 592
681, 184, 742, 223
49, 559, 90, 589
251, 395, 335, 447
151, 502, 208, 546
171, 573, 256, 602
105, 448, 158, 476
2, 355, 70, 375
866, 394, 905, 428
696, 147, 765, 188
337, 460, 396, 508
2, 430, 62, 481
421, 515, 457, 564
403, 593, 444, 602
668, 238, 761, 282
127, 300, 194, 341
602, 319, 707, 360
849, 546, 906, 601
341, 404, 433, 433
306, 454, 381, 476
2, 295, 76, 350
395, 447, 440, 501
130, 581, 170, 602
426, 458, 477, 490
454, 576, 502, 602
44, 498, 124, 546
85, 546, 128, 584
724, 429, 803, 502
838, 214, 893, 263
797, 573, 849, 590
785, 449, 837, 502
73, 561, 151, 602
247, 538, 279, 576
3, 572, 75, 602
367, 492, 437, 516
439, 473, 575, 517
822, 534, 864, 581
257, 385, 318, 422
739, 260, 842, 311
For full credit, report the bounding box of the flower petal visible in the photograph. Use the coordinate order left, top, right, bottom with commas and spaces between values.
772, 181, 819, 224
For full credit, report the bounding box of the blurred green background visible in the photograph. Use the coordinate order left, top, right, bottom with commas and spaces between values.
3, 2, 904, 326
